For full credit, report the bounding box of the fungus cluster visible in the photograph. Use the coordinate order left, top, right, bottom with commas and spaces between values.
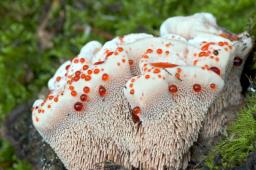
32, 13, 253, 170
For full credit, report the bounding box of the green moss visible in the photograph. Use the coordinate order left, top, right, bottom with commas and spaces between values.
205, 93, 256, 169
0, 140, 31, 170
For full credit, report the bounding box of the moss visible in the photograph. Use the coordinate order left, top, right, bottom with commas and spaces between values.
0, 140, 31, 170
205, 93, 256, 169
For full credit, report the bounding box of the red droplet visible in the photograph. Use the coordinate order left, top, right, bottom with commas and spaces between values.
83, 86, 90, 93
65, 65, 70, 70
146, 48, 153, 53
81, 74, 86, 79
209, 67, 221, 75
153, 68, 160, 73
69, 85, 74, 90
94, 69, 100, 74
73, 58, 79, 63
145, 75, 150, 79
199, 51, 209, 57
74, 102, 83, 111
48, 95, 54, 100
102, 73, 109, 81
71, 91, 77, 96
99, 85, 106, 97
233, 56, 243, 66
210, 83, 216, 90
56, 76, 61, 81
132, 106, 141, 123
73, 76, 80, 82
80, 94, 88, 102
218, 42, 224, 46
83, 65, 89, 70
84, 75, 91, 81
106, 51, 113, 57
94, 61, 105, 65
130, 89, 135, 95
169, 84, 178, 93
128, 59, 134, 65
117, 47, 123, 52
193, 84, 202, 92
54, 97, 58, 102
156, 48, 163, 54
80, 58, 85, 63
75, 71, 81, 76
87, 70, 92, 75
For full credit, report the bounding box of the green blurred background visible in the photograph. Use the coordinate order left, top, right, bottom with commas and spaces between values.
0, 0, 256, 169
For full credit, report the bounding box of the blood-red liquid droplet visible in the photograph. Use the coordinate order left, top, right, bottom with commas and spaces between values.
71, 91, 77, 97
209, 67, 221, 75
83, 65, 89, 70
65, 65, 70, 70
210, 83, 216, 90
193, 84, 202, 92
128, 59, 134, 65
75, 71, 81, 76
102, 73, 109, 81
74, 102, 83, 111
94, 61, 105, 65
99, 85, 106, 97
83, 86, 90, 93
73, 76, 80, 82
156, 48, 163, 54
130, 89, 135, 95
168, 84, 178, 93
84, 75, 91, 81
80, 94, 88, 102
132, 106, 141, 123
233, 56, 243, 66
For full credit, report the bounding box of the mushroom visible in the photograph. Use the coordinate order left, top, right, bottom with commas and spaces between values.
78, 40, 102, 62
48, 60, 71, 91
92, 33, 153, 63
160, 12, 239, 41
199, 32, 253, 140
187, 34, 236, 78
32, 43, 139, 169
124, 66, 224, 169
32, 13, 253, 170
160, 13, 222, 39
160, 12, 254, 164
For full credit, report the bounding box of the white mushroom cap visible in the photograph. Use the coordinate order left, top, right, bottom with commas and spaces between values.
48, 60, 71, 91
47, 41, 100, 93
187, 34, 235, 78
123, 37, 188, 74
32, 47, 131, 137
160, 12, 222, 39
78, 40, 102, 62
92, 33, 153, 63
161, 33, 187, 42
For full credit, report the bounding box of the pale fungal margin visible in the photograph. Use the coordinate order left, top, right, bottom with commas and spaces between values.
32, 13, 253, 170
